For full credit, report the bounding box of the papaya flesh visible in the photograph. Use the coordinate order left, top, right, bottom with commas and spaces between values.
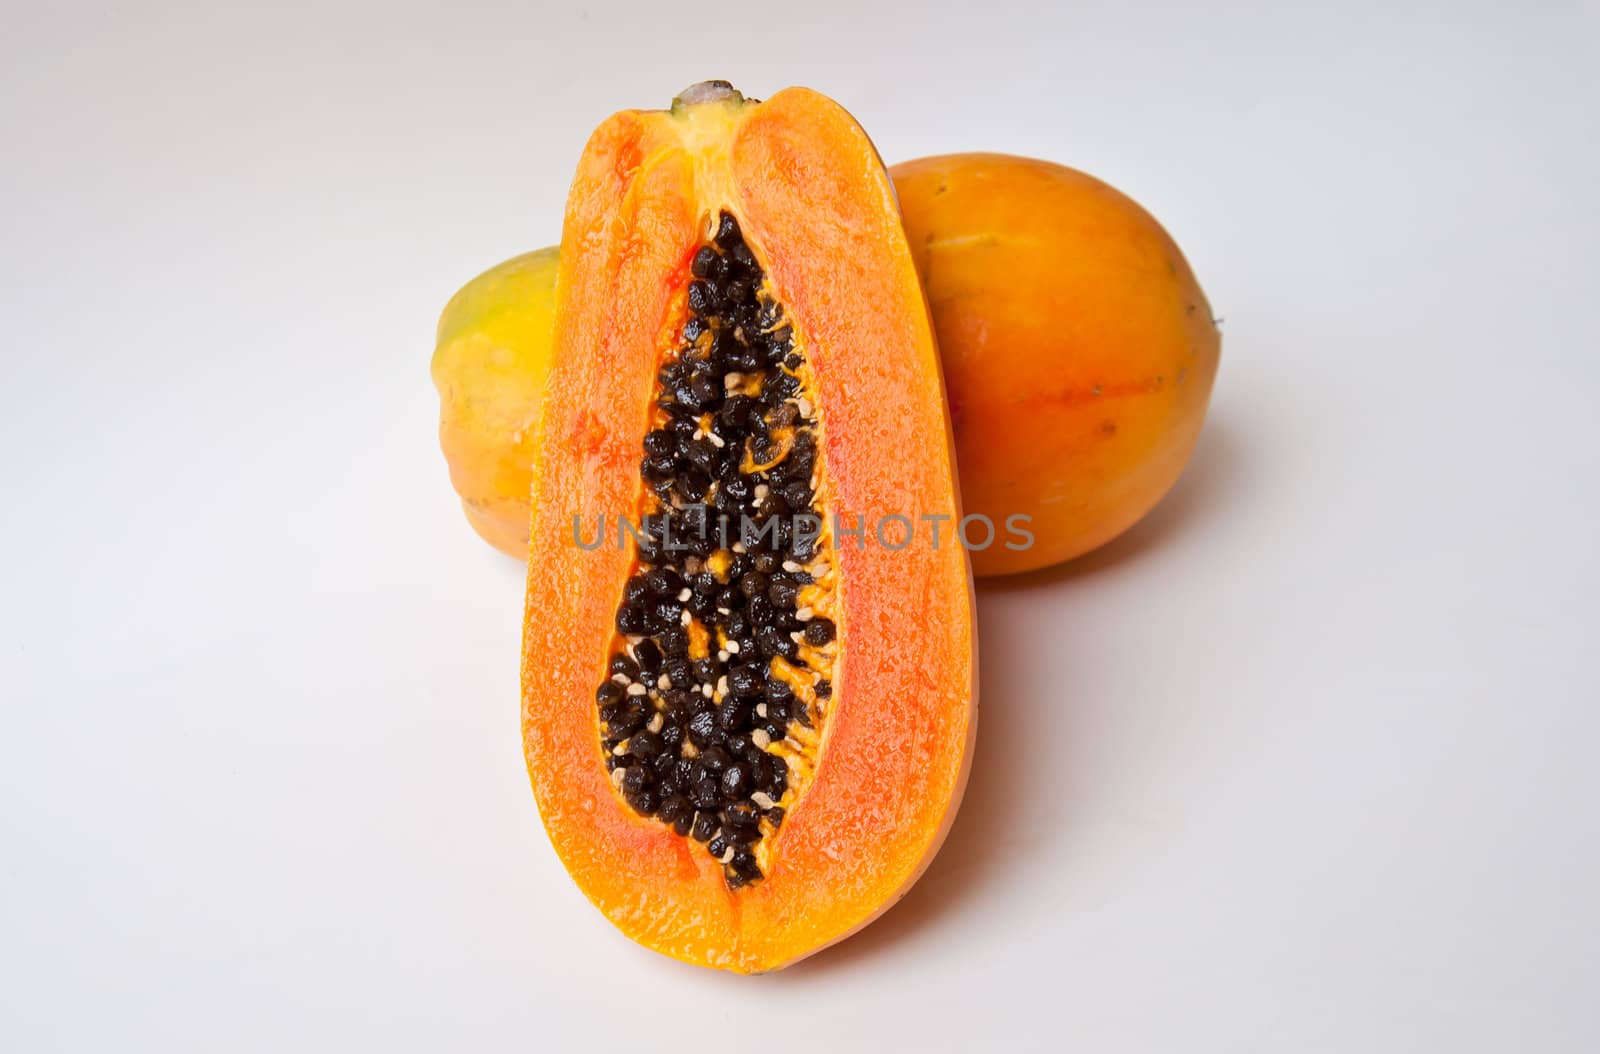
522, 83, 976, 972
434, 155, 1218, 576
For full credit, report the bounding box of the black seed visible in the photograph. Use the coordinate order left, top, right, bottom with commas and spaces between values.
664, 657, 693, 689
605, 705, 646, 739
691, 811, 718, 841
722, 474, 752, 505
633, 639, 662, 674
764, 679, 794, 706
682, 316, 706, 344
815, 679, 832, 699
673, 757, 696, 788
676, 471, 711, 503
721, 761, 754, 800
659, 793, 693, 833
690, 373, 720, 409
644, 429, 675, 457
707, 835, 730, 861
723, 800, 760, 831
687, 708, 717, 747
728, 664, 764, 697
615, 605, 646, 635
687, 280, 716, 315
756, 624, 797, 660
691, 657, 718, 683
644, 568, 680, 596
729, 848, 761, 882
758, 753, 787, 793
768, 575, 800, 610
658, 625, 688, 655
766, 806, 785, 828
715, 212, 742, 249
767, 402, 798, 429
596, 680, 624, 706
625, 788, 658, 816
685, 439, 718, 473
641, 453, 677, 482
699, 745, 731, 773
718, 696, 752, 730
691, 245, 718, 278
620, 765, 653, 795
609, 654, 639, 680
628, 730, 662, 760
721, 821, 760, 846
692, 778, 721, 811
738, 571, 769, 600
803, 618, 835, 646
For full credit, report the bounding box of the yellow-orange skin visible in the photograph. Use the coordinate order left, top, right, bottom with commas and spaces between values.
895, 154, 1220, 575
433, 154, 1218, 574
431, 246, 558, 557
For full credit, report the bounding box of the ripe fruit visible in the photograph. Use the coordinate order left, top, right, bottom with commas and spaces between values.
895, 154, 1220, 574
523, 83, 975, 972
432, 153, 1218, 575
431, 247, 558, 557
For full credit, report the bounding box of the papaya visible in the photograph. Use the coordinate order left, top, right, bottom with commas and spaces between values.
522, 83, 975, 972
894, 154, 1219, 575
434, 155, 1218, 576
431, 247, 558, 557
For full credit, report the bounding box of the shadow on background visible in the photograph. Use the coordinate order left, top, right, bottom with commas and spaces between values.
784, 419, 1245, 978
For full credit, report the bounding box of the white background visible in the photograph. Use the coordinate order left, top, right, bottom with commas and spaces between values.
3, 1, 1597, 1049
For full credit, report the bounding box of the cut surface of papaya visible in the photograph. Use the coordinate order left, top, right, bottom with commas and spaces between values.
521, 83, 976, 972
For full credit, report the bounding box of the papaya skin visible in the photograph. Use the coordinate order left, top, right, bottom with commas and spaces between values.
430, 246, 558, 557
894, 154, 1220, 575
434, 154, 1218, 575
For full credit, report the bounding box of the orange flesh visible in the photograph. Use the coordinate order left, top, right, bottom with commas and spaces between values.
522, 87, 975, 972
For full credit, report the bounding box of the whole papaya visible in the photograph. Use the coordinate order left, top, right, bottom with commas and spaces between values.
431, 155, 1219, 576
894, 154, 1219, 574
431, 247, 558, 557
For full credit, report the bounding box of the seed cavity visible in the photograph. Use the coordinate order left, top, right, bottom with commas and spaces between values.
593, 211, 839, 889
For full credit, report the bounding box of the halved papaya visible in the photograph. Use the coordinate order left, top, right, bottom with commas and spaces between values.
522, 83, 976, 972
